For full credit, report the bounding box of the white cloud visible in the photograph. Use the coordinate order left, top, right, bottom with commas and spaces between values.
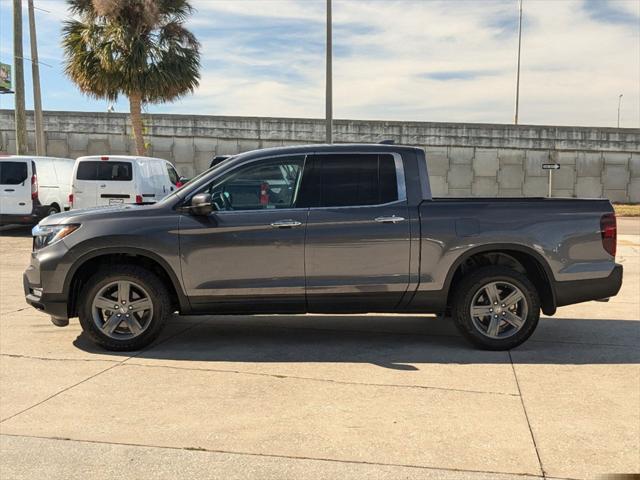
2, 0, 638, 127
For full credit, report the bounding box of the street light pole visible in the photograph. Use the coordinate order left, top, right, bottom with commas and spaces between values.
13, 0, 28, 154
514, 0, 523, 125
325, 0, 333, 144
28, 0, 46, 155
617, 94, 623, 128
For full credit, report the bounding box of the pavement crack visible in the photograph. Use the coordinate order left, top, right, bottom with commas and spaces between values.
0, 362, 121, 424
0, 433, 547, 479
0, 307, 29, 316
0, 320, 219, 424
123, 361, 520, 397
509, 350, 546, 478
0, 353, 120, 363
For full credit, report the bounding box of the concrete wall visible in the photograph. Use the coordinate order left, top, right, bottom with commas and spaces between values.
1, 109, 639, 202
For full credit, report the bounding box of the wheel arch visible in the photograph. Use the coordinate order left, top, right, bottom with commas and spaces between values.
444, 243, 557, 315
64, 247, 190, 318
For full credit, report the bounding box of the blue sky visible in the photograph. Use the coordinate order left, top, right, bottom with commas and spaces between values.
0, 0, 638, 127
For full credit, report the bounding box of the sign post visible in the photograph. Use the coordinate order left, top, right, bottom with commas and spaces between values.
542, 163, 560, 198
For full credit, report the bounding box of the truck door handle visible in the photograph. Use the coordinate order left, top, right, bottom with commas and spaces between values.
100, 184, 106, 188
270, 220, 302, 229
4, 189, 15, 192
374, 216, 405, 224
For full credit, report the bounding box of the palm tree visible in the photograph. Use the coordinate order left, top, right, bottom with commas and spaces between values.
62, 0, 200, 155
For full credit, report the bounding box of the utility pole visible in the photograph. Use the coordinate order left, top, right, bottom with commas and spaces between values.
13, 0, 28, 154
325, 0, 332, 144
617, 94, 623, 128
514, 0, 523, 125
28, 0, 45, 155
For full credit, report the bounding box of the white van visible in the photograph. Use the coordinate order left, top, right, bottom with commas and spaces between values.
70, 155, 182, 209
0, 155, 75, 225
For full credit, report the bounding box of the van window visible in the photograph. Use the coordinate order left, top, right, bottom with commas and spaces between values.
77, 161, 133, 181
0, 162, 28, 185
166, 164, 180, 185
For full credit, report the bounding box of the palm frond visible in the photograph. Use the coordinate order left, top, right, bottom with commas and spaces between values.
61, 0, 200, 105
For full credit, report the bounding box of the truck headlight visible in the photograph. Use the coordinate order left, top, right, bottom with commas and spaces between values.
32, 224, 80, 250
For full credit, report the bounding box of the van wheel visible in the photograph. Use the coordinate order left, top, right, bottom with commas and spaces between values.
46, 205, 60, 216
78, 265, 170, 351
451, 266, 540, 350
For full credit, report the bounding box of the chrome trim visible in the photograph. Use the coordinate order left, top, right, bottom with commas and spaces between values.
374, 215, 406, 224
270, 219, 302, 228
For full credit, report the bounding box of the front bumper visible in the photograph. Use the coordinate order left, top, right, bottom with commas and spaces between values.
23, 239, 74, 321
23, 273, 69, 320
0, 213, 40, 226
554, 263, 623, 307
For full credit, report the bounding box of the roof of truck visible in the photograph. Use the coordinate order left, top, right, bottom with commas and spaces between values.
232, 143, 422, 161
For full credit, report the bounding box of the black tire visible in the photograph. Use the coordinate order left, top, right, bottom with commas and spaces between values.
46, 205, 60, 216
78, 265, 171, 351
451, 266, 540, 350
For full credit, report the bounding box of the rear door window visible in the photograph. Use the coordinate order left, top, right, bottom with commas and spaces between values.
76, 161, 133, 181
0, 161, 28, 185
297, 154, 399, 208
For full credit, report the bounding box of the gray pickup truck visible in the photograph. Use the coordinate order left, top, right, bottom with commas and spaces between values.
24, 144, 623, 351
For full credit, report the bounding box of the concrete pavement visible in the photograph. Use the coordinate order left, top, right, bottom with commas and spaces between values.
1, 220, 638, 479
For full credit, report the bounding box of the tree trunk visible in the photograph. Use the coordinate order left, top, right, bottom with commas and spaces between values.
129, 92, 147, 156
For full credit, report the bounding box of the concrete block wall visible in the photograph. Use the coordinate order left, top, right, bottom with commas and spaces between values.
1, 110, 638, 202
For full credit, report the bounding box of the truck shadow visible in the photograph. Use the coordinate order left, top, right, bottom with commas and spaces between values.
73, 314, 639, 367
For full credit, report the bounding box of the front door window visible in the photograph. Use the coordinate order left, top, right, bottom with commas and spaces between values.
205, 157, 305, 211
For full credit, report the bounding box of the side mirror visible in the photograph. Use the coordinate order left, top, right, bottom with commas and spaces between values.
190, 193, 212, 216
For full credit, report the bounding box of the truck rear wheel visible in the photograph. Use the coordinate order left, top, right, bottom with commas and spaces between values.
78, 265, 170, 351
452, 266, 540, 350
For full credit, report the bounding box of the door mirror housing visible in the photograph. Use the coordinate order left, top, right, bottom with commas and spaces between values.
190, 193, 213, 216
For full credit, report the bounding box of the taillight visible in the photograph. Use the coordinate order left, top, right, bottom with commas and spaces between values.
31, 173, 38, 200
600, 213, 616, 257
135, 195, 143, 204
68, 193, 74, 207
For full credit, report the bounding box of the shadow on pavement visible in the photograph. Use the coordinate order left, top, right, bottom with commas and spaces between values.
73, 314, 640, 367
0, 226, 33, 237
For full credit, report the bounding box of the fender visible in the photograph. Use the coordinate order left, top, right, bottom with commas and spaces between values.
63, 246, 191, 312
441, 242, 558, 315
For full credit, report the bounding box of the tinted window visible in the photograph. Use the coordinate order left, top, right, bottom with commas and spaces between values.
298, 154, 398, 208
0, 161, 28, 185
205, 156, 305, 211
77, 161, 133, 181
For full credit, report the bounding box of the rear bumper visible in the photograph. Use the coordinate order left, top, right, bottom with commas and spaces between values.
0, 213, 39, 226
554, 264, 623, 307
0, 202, 47, 226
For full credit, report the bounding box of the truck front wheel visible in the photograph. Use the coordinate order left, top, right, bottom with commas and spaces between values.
78, 265, 171, 351
452, 266, 540, 350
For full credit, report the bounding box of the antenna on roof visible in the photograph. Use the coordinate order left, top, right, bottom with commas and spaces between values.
378, 139, 395, 145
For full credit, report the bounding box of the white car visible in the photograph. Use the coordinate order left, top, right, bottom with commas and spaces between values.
0, 155, 75, 225
70, 155, 182, 209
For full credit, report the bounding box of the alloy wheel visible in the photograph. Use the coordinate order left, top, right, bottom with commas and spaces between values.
469, 281, 528, 339
91, 280, 153, 339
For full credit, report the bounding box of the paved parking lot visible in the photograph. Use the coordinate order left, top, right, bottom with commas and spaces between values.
1, 220, 638, 479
